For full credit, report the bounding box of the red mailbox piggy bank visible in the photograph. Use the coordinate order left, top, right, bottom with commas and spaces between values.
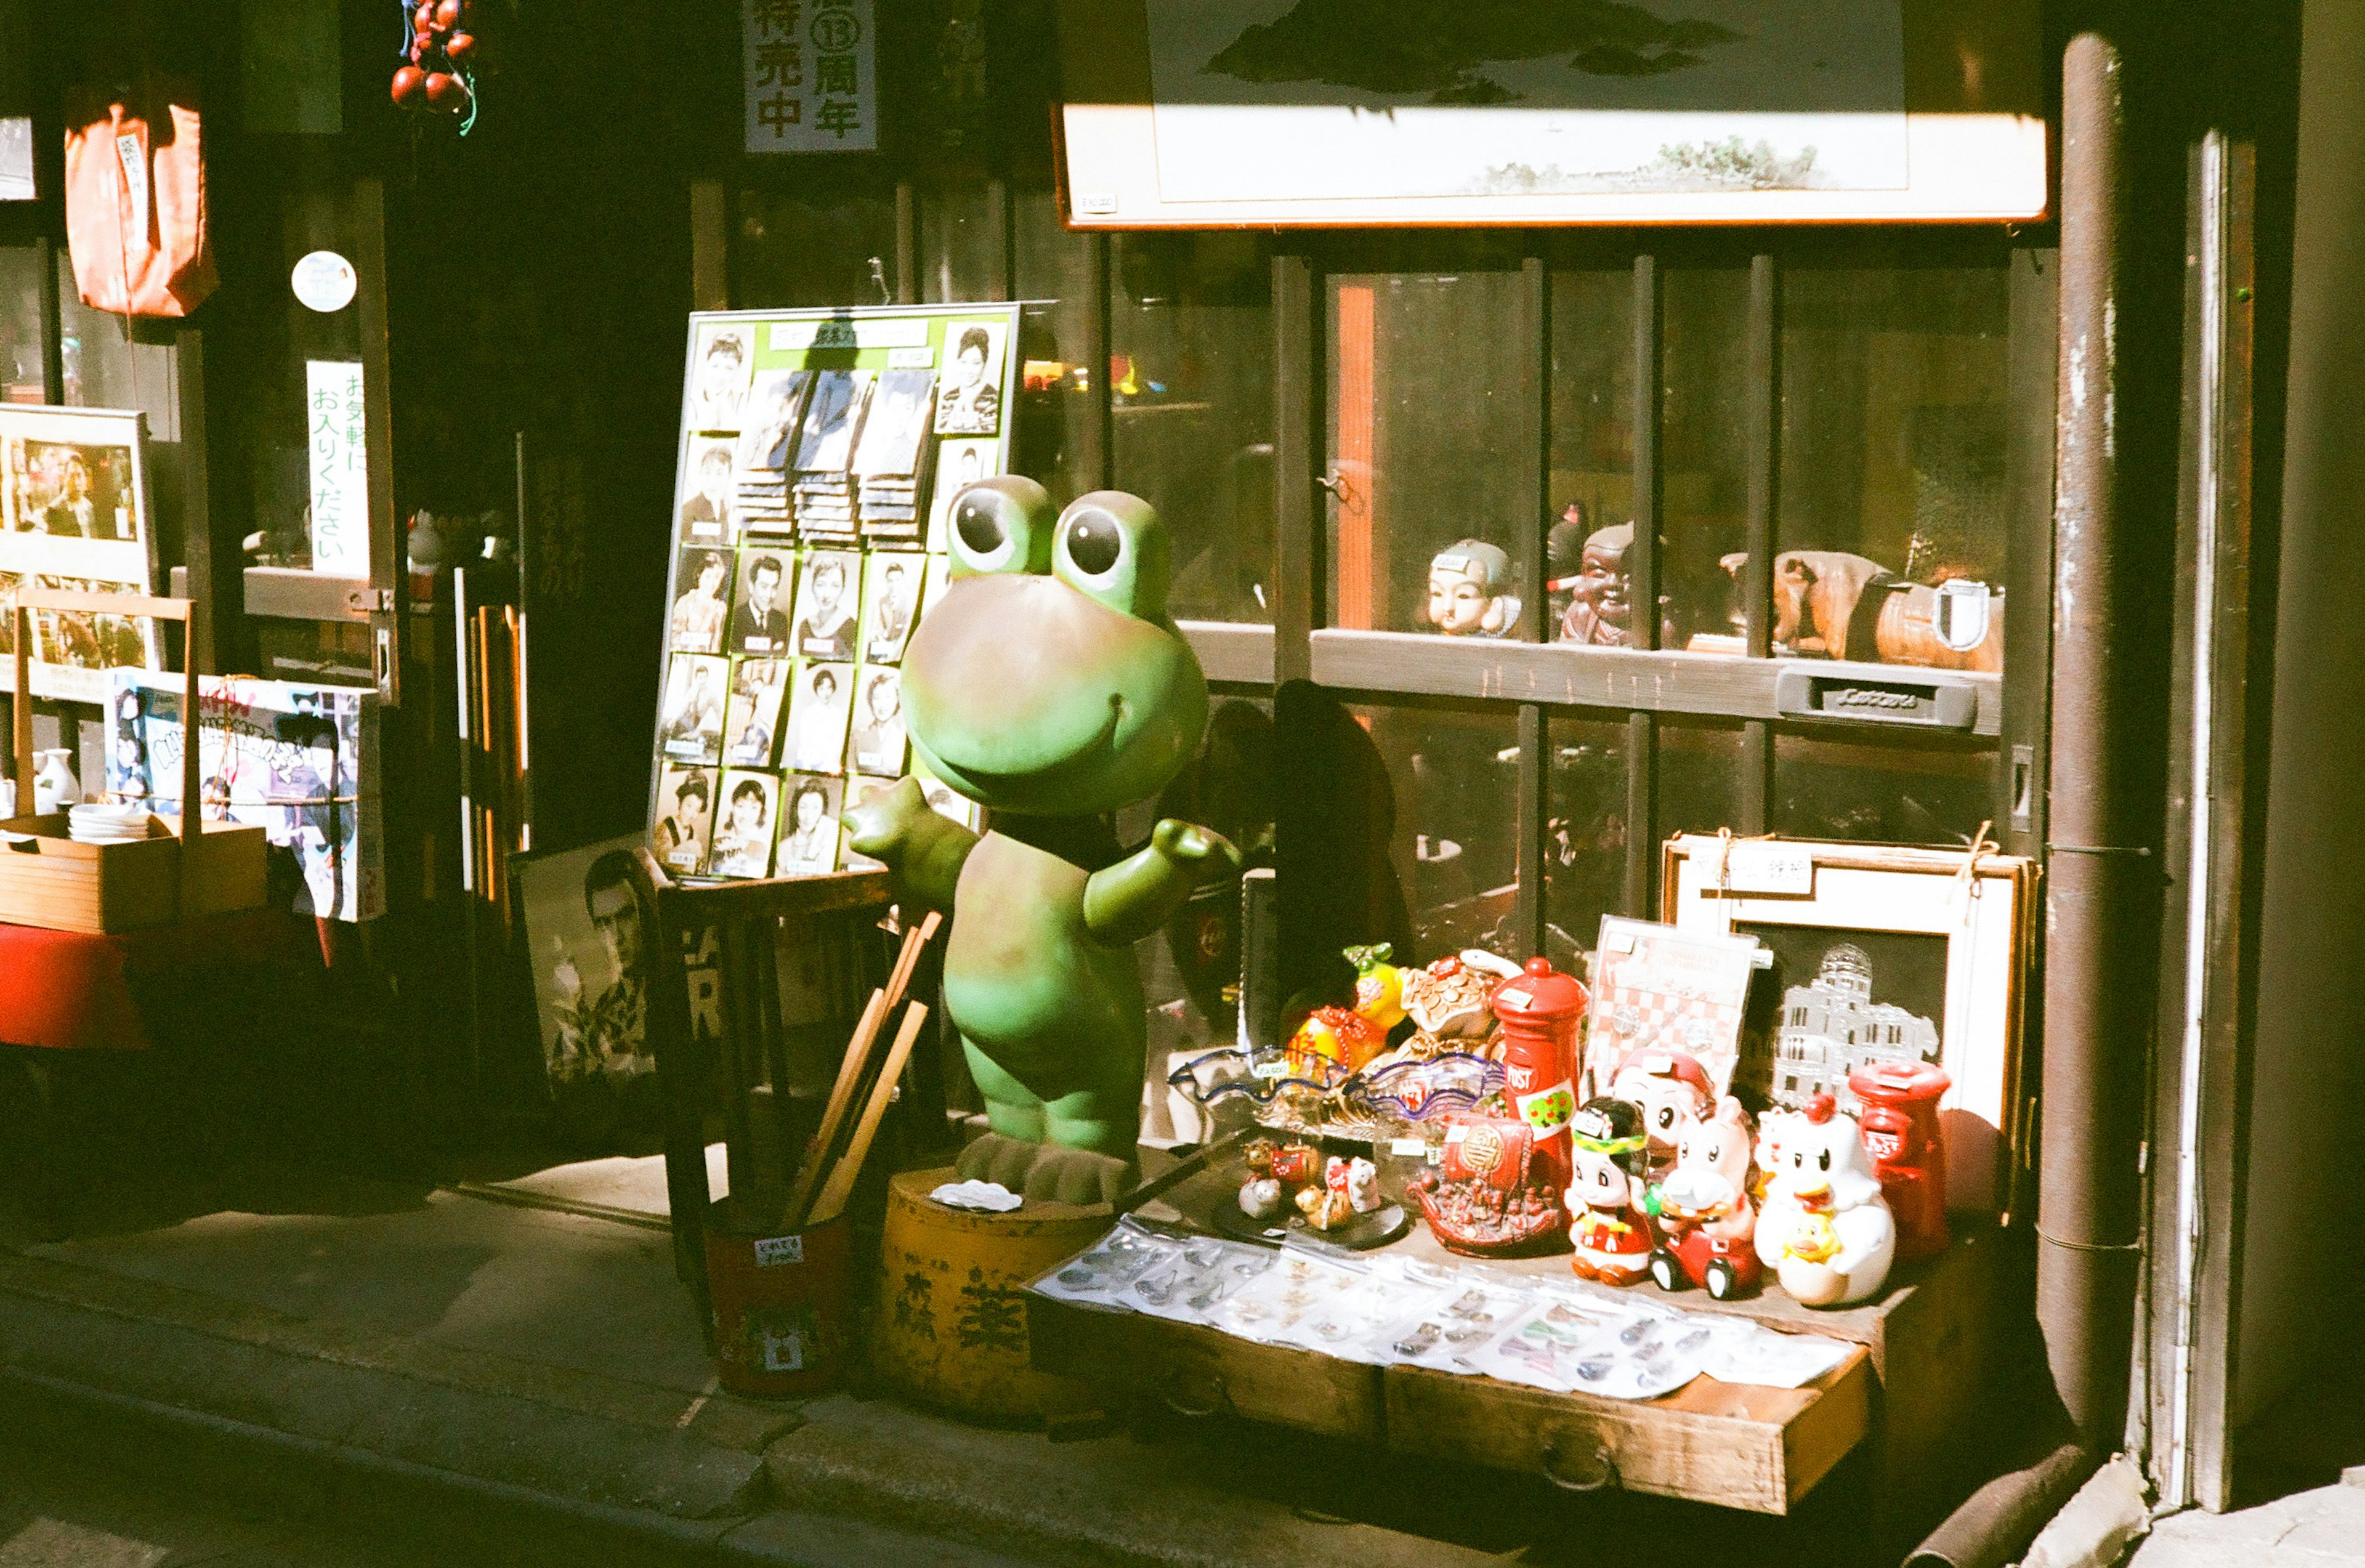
1489, 956, 1588, 1195
1848, 1060, 1950, 1261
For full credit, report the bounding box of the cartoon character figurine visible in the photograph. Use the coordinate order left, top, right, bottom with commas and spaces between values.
1608, 1046, 1715, 1190
1648, 1095, 1763, 1300
846, 480, 1240, 1203
1755, 1093, 1897, 1307
1566, 1097, 1653, 1285
1297, 1155, 1382, 1231
1424, 540, 1521, 637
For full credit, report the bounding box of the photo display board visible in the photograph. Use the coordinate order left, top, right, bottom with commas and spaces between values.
0, 405, 161, 703
648, 304, 1022, 882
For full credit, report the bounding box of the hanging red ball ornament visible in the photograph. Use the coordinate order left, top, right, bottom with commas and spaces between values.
424, 71, 468, 110
391, 65, 426, 106
445, 31, 475, 62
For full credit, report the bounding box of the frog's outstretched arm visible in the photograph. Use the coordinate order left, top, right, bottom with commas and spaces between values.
1082, 818, 1240, 948
843, 776, 978, 913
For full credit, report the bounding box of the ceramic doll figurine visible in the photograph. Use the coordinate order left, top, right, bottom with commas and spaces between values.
1553, 521, 1636, 647
1607, 1046, 1715, 1190
1424, 540, 1521, 638
846, 480, 1240, 1204
1648, 1095, 1763, 1300
1566, 1097, 1654, 1285
1754, 1093, 1898, 1307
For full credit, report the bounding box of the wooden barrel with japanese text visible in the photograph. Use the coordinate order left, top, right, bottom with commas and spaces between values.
871, 1166, 1111, 1422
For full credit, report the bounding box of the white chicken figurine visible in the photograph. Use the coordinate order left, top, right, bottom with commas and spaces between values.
1753, 1093, 1896, 1307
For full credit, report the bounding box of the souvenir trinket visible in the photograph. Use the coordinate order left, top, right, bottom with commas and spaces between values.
1410, 1117, 1568, 1257
1755, 1093, 1897, 1307
1287, 1004, 1385, 1077
1490, 956, 1588, 1194
1566, 1097, 1654, 1285
1608, 1046, 1715, 1187
1345, 944, 1407, 1031
1425, 540, 1521, 637
1398, 953, 1505, 1041
1239, 1176, 1285, 1219
1849, 1059, 1951, 1260
1647, 1095, 1763, 1300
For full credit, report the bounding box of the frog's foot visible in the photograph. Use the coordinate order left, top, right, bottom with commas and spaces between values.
956, 1133, 1132, 1206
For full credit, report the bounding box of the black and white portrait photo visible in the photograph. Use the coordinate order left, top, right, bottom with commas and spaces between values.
736, 370, 812, 474
794, 370, 871, 475
849, 667, 908, 777
705, 769, 781, 880
862, 552, 921, 665
786, 660, 854, 773
677, 440, 736, 541
776, 774, 844, 877
730, 552, 793, 657
690, 326, 752, 432
926, 439, 995, 551
659, 653, 728, 763
522, 836, 658, 1088
669, 548, 732, 654
793, 550, 859, 660
934, 321, 1005, 437
722, 658, 791, 767
653, 765, 716, 873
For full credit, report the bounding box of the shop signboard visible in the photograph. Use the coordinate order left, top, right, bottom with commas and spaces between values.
650, 303, 1021, 883
745, 0, 878, 154
305, 359, 369, 575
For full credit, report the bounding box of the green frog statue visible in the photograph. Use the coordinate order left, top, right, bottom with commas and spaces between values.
844, 479, 1239, 1205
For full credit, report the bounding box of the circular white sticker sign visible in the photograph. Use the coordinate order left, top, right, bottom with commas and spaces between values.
291, 250, 358, 313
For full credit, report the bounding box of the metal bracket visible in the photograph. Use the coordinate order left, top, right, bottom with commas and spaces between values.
1773, 665, 1978, 730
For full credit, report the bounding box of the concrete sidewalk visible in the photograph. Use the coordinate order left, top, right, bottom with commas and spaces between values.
0, 1154, 1914, 1568
2132, 1476, 2365, 1567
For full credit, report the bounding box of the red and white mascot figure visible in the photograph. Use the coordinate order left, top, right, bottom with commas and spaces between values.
1649, 1094, 1763, 1300
1753, 1093, 1896, 1307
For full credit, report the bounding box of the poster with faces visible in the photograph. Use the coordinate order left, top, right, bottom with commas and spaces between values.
730, 549, 794, 657
722, 658, 791, 768
776, 774, 844, 876
860, 551, 924, 665
658, 653, 727, 764
653, 764, 717, 873
793, 550, 860, 660
849, 666, 908, 777
705, 769, 781, 879
786, 660, 854, 773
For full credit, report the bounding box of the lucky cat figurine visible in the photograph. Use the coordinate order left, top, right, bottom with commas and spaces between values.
1754, 1093, 1897, 1307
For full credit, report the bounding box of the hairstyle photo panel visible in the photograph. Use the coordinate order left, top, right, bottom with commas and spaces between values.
736, 370, 814, 474
518, 834, 658, 1086
775, 772, 844, 877
849, 665, 908, 777
934, 320, 1006, 437
841, 775, 902, 871
705, 768, 782, 879
658, 652, 728, 764
730, 549, 794, 657
653, 764, 718, 874
677, 435, 738, 545
860, 549, 923, 665
793, 549, 860, 660
669, 546, 734, 654
722, 657, 791, 768
786, 660, 854, 773
926, 438, 997, 551
690, 325, 753, 433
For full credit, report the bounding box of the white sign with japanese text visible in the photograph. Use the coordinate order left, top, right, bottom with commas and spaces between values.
744, 0, 877, 155
306, 360, 370, 575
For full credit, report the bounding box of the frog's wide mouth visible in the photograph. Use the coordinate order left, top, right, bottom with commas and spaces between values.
925, 695, 1125, 798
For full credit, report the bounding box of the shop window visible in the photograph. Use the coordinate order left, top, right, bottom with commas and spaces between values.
1774, 265, 2011, 673
1010, 186, 1096, 506
1546, 269, 1637, 647
1543, 714, 1627, 952
734, 189, 898, 311
1359, 705, 1521, 963
1659, 266, 1753, 653
56, 252, 146, 412
1327, 267, 1528, 637
1111, 233, 1273, 624
1770, 732, 1993, 844
0, 248, 41, 403
916, 185, 1005, 306
1656, 717, 1747, 843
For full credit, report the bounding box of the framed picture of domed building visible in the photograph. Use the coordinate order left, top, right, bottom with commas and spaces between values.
1660, 833, 2037, 1219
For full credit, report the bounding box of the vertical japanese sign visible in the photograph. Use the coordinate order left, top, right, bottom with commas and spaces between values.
306, 360, 370, 575
744, 0, 877, 155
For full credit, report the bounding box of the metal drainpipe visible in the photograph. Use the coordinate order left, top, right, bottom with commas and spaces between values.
1907, 33, 2153, 1568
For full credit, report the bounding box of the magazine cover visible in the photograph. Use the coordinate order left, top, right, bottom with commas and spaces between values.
105, 669, 384, 923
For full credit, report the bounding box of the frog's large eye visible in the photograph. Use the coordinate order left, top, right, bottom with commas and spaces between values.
945, 475, 1054, 579
1054, 490, 1168, 618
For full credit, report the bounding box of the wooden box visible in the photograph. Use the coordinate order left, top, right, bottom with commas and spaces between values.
0, 813, 269, 934
1029, 1301, 1386, 1438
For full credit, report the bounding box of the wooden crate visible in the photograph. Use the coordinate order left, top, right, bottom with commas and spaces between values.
1029, 1299, 1386, 1438
0, 813, 268, 934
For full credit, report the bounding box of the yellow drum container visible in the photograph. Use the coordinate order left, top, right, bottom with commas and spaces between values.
871, 1167, 1113, 1422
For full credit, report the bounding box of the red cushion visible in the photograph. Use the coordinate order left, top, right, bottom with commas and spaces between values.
0, 910, 320, 1051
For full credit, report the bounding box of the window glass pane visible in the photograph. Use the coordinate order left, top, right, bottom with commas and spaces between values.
734, 188, 898, 310
1009, 185, 1096, 506
1112, 233, 1272, 624
1361, 705, 1522, 961
0, 248, 42, 403
1660, 267, 1752, 653
1656, 718, 1747, 841
917, 184, 1005, 305
1772, 734, 1994, 843
1328, 268, 1528, 637
1774, 266, 2011, 672
1544, 715, 1626, 957
1548, 270, 1637, 647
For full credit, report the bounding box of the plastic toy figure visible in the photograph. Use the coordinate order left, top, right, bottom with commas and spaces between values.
1566, 1097, 1653, 1285
1424, 540, 1521, 637
1552, 521, 1636, 647
1649, 1094, 1762, 1300
1607, 1046, 1715, 1189
1849, 1059, 1951, 1260
1755, 1093, 1897, 1307
846, 479, 1239, 1203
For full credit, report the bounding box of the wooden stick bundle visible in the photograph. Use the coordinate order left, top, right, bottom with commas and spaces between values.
782, 910, 942, 1229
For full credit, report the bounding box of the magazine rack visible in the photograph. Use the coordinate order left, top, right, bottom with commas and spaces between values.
0, 587, 266, 933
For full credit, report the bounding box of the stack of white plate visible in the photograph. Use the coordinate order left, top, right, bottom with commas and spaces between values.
67, 802, 152, 844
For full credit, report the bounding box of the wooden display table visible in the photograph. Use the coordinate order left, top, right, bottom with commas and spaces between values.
1025, 1163, 2011, 1517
